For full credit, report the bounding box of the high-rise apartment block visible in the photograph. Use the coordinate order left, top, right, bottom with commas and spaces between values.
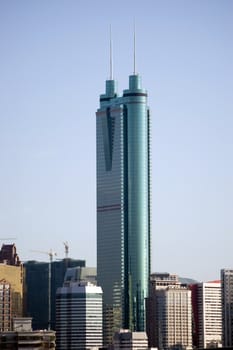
191, 281, 222, 348
0, 279, 11, 331
96, 72, 151, 341
221, 269, 233, 347
56, 280, 103, 350
147, 273, 192, 350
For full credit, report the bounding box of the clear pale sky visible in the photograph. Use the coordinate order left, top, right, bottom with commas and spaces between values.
0, 0, 232, 282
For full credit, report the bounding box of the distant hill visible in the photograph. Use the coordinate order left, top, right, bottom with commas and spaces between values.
179, 277, 199, 284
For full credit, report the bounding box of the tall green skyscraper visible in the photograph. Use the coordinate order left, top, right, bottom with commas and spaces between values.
96, 71, 151, 342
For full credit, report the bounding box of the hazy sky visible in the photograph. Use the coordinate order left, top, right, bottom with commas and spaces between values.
0, 0, 232, 282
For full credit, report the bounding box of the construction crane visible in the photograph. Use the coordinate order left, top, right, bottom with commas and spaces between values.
31, 249, 57, 330
0, 237, 17, 244
63, 241, 69, 259
0, 237, 17, 240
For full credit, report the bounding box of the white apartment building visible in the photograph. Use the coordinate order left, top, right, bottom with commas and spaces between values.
221, 269, 233, 347
56, 281, 103, 350
197, 281, 222, 348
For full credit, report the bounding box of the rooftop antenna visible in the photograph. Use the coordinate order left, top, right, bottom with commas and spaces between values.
110, 24, 113, 80
63, 241, 69, 259
133, 20, 136, 75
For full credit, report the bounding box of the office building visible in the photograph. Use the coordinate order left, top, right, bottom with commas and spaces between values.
0, 244, 23, 324
96, 71, 151, 341
146, 273, 192, 350
56, 280, 103, 350
191, 281, 222, 348
24, 258, 85, 329
221, 269, 233, 347
112, 329, 148, 350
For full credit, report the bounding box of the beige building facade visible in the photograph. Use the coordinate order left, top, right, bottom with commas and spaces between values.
147, 273, 192, 350
0, 264, 23, 324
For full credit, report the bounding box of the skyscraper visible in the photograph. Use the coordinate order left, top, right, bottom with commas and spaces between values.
56, 280, 103, 350
221, 269, 233, 347
96, 70, 151, 340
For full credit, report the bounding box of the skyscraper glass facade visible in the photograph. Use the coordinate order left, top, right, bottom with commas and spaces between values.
96, 74, 151, 338
24, 258, 85, 330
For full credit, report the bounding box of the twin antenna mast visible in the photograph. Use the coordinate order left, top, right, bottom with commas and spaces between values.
110, 25, 113, 80
109, 22, 137, 80
133, 21, 136, 75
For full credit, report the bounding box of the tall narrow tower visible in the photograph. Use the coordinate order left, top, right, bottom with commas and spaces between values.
96, 70, 151, 342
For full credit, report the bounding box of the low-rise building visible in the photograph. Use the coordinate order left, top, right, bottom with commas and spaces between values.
0, 330, 56, 349
112, 329, 148, 350
0, 317, 55, 349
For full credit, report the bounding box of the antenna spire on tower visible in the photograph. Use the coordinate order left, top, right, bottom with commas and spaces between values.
110, 25, 113, 80
133, 20, 136, 75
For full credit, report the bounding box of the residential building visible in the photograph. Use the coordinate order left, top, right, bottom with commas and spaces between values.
0, 244, 23, 325
191, 281, 222, 348
96, 71, 151, 342
146, 273, 180, 347
56, 280, 103, 350
146, 273, 192, 350
23, 258, 85, 330
0, 280, 11, 331
221, 269, 233, 347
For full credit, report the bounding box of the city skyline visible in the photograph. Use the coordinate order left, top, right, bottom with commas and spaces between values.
0, 0, 232, 282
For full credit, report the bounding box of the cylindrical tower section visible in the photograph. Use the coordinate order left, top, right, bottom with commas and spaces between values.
99, 80, 118, 108
123, 74, 150, 331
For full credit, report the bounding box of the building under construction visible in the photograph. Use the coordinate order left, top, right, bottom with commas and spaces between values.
23, 258, 85, 330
